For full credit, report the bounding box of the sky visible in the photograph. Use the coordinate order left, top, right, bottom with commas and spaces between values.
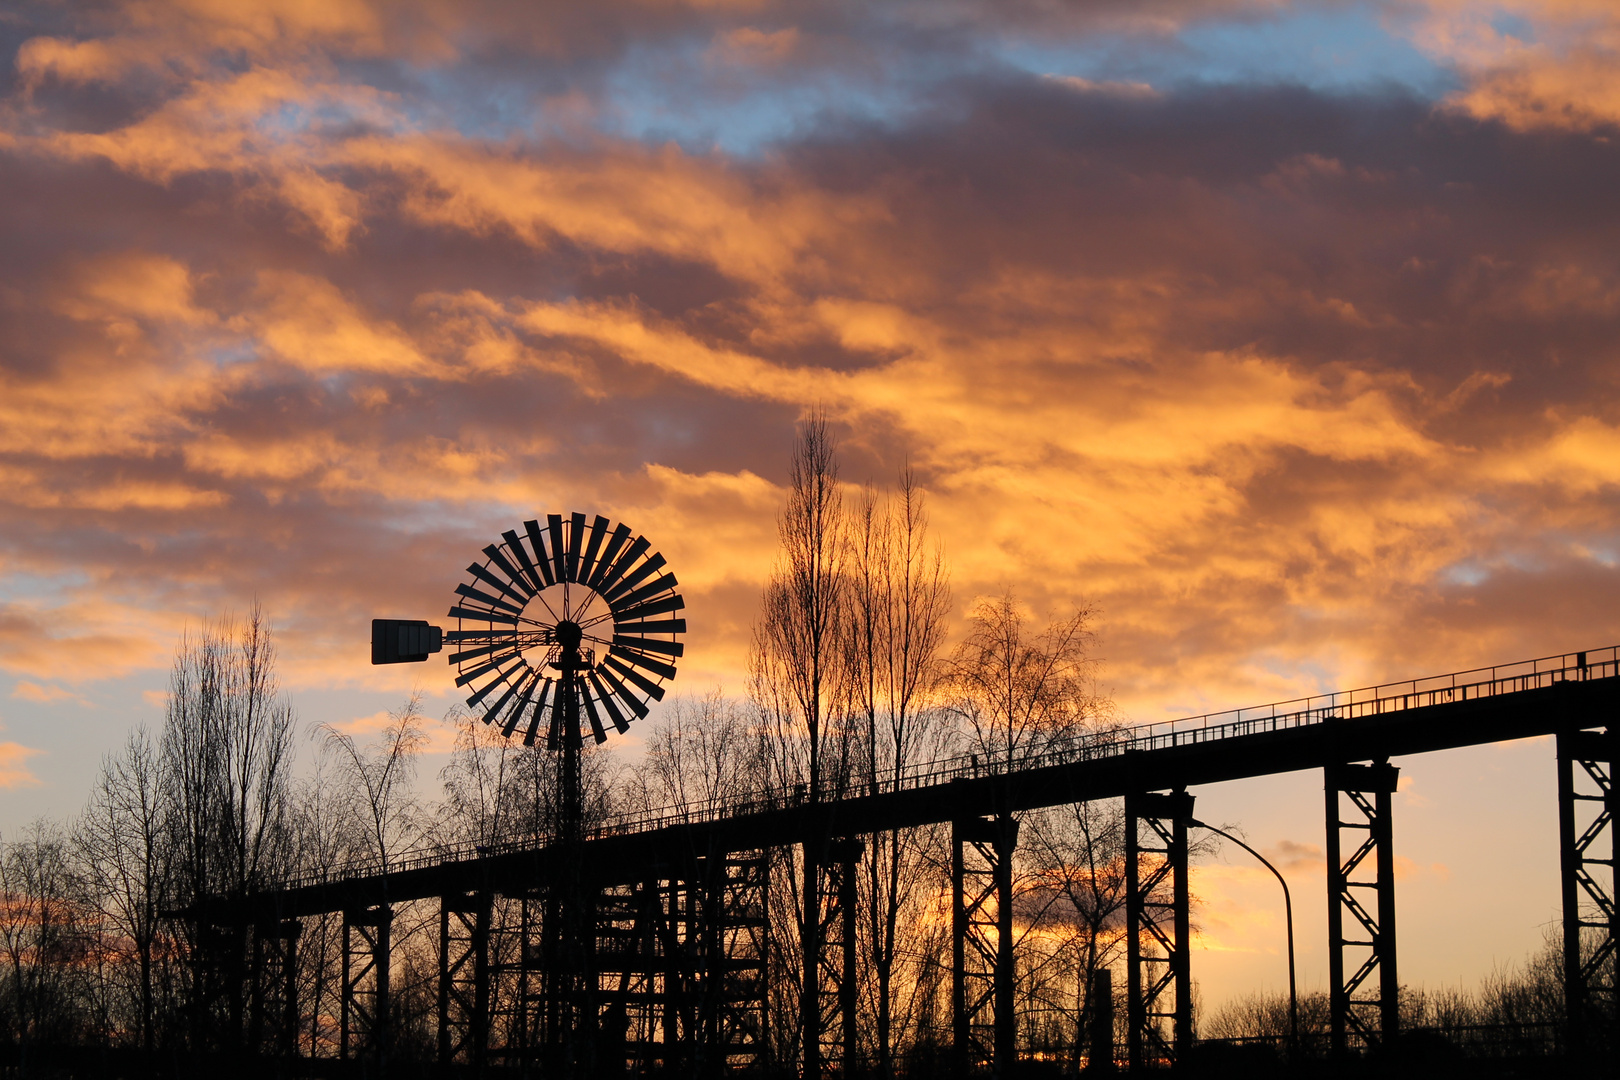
3, 0, 1620, 1016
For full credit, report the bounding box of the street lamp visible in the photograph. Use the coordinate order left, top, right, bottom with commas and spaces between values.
1188, 819, 1298, 1049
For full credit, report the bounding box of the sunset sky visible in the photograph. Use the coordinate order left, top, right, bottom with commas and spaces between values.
3, 0, 1619, 1013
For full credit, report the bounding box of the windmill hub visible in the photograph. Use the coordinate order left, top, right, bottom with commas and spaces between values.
555, 620, 583, 651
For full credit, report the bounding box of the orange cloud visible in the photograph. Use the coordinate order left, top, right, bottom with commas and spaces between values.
0, 743, 45, 790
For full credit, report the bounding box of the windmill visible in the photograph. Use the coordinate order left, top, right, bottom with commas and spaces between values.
372, 511, 686, 838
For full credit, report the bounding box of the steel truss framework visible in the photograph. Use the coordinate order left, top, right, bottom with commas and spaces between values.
1125, 790, 1193, 1070
439, 892, 491, 1067
247, 919, 300, 1058
1559, 726, 1618, 1057
1325, 760, 1399, 1053
341, 905, 391, 1062
425, 852, 770, 1075
203, 651, 1620, 1074
953, 815, 1017, 1077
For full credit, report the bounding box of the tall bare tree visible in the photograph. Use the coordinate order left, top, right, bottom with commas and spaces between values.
848, 471, 953, 1078
76, 725, 170, 1054
749, 411, 856, 1075
161, 605, 296, 1049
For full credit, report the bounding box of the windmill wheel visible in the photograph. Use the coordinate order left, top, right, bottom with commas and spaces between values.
445, 513, 685, 747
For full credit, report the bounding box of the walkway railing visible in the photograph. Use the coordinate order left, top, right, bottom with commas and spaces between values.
278, 645, 1620, 892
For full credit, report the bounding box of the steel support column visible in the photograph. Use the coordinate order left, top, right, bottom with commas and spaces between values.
1325, 759, 1399, 1054
705, 850, 770, 1073
818, 838, 863, 1078
1558, 726, 1617, 1058
953, 815, 1018, 1078
1125, 789, 1193, 1070
247, 919, 300, 1057
438, 891, 492, 1068
341, 905, 391, 1062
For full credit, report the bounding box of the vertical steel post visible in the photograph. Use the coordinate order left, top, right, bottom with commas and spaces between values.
282, 921, 300, 1058
994, 815, 1018, 1076
1374, 777, 1399, 1044
841, 841, 860, 1080
1325, 776, 1345, 1056
1172, 810, 1192, 1057
803, 838, 823, 1080
1124, 806, 1142, 1072
952, 820, 969, 1079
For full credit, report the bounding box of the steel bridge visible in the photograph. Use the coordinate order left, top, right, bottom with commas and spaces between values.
212, 646, 1620, 1073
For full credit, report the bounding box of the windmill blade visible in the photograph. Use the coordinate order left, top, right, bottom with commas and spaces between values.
566, 512, 587, 583
483, 545, 535, 599
594, 535, 649, 595
448, 605, 520, 626
603, 654, 667, 701
611, 634, 684, 658
455, 583, 525, 617
611, 573, 679, 612
524, 520, 557, 587
544, 514, 567, 586
587, 524, 633, 589
578, 515, 609, 584
544, 698, 563, 749
502, 672, 543, 738
456, 650, 523, 688
523, 679, 554, 745
482, 667, 537, 728
589, 672, 631, 734
612, 594, 686, 624
504, 529, 547, 593
609, 645, 677, 681
450, 642, 514, 665
603, 552, 667, 605
466, 658, 527, 706
611, 618, 686, 636
469, 562, 530, 605
595, 665, 650, 719
581, 687, 609, 744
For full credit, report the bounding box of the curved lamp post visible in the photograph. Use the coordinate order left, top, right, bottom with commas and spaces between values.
1188, 818, 1298, 1049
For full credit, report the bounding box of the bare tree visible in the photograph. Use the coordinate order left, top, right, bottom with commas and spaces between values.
436, 706, 519, 850
749, 411, 856, 1074
76, 725, 170, 1054
161, 606, 297, 1049
320, 694, 428, 875
947, 593, 1103, 770
0, 819, 90, 1051
848, 470, 953, 1078
631, 690, 765, 814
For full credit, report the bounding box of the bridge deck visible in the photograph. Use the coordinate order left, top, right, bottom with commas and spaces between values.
228, 646, 1620, 921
